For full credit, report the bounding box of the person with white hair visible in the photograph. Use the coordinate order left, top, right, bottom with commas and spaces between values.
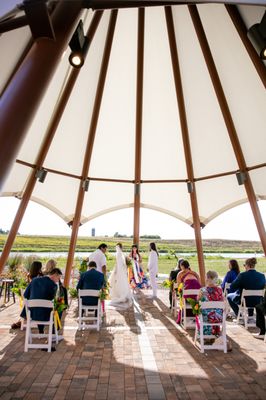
197, 270, 224, 337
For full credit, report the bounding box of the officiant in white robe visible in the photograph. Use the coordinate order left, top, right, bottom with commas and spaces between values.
148, 243, 159, 298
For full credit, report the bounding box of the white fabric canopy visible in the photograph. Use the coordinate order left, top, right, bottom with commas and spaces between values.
1, 1, 265, 230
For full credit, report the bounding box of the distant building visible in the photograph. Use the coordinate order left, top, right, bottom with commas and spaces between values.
91, 228, 95, 237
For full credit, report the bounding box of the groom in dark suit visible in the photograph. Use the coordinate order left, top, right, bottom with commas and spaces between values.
77, 261, 104, 306
227, 257, 265, 317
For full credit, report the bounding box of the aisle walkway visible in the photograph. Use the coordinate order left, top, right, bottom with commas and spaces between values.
0, 289, 266, 400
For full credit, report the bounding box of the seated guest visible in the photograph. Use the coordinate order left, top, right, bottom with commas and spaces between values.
77, 261, 104, 306
23, 268, 62, 336
177, 260, 201, 289
45, 259, 68, 317
176, 260, 201, 324
11, 260, 43, 329
254, 291, 266, 339
169, 258, 184, 309
44, 259, 57, 274
221, 259, 240, 293
198, 270, 224, 337
227, 257, 265, 317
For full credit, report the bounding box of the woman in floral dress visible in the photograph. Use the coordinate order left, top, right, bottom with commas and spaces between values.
128, 244, 149, 289
198, 270, 224, 336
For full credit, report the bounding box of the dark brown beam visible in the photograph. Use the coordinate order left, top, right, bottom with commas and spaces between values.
133, 8, 145, 246
226, 5, 266, 89
0, 11, 104, 276
0, 0, 84, 192
189, 4, 266, 256
0, 16, 28, 33
64, 10, 118, 287
86, 1, 266, 10
165, 6, 205, 284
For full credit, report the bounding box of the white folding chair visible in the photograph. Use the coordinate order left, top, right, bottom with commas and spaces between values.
181, 289, 200, 329
24, 299, 58, 352
171, 282, 179, 317
237, 289, 265, 329
78, 289, 101, 331
223, 282, 232, 316
194, 301, 227, 353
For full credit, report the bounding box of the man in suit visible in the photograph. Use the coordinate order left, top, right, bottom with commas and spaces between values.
77, 261, 104, 306
23, 268, 62, 334
227, 257, 265, 317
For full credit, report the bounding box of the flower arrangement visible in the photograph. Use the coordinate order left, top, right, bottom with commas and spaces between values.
125, 257, 132, 267
11, 274, 28, 299
68, 287, 78, 299
79, 258, 88, 274
100, 281, 110, 300
53, 296, 67, 314
186, 298, 201, 315
161, 279, 172, 289
177, 282, 184, 298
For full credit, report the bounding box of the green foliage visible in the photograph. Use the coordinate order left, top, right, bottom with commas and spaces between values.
0, 234, 264, 254
186, 298, 201, 315
79, 259, 88, 274
68, 288, 78, 298
160, 279, 172, 289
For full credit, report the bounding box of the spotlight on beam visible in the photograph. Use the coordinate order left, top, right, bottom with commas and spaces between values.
247, 11, 266, 60
68, 20, 89, 68
82, 178, 90, 192
35, 168, 47, 183
187, 181, 194, 194
236, 171, 247, 186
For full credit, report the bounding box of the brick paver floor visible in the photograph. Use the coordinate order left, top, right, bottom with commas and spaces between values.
1, 289, 266, 399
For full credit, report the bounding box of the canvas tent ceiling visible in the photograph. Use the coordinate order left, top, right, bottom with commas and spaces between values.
0, 1, 265, 230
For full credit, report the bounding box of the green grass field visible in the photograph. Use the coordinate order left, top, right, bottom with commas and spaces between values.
0, 234, 264, 253
1, 234, 265, 279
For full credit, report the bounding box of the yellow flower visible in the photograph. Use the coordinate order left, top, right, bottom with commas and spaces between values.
194, 304, 199, 310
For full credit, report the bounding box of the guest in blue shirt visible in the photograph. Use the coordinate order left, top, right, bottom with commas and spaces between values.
221, 259, 240, 293
227, 257, 265, 317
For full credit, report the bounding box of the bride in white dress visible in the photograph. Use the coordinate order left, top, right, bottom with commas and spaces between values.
109, 243, 132, 309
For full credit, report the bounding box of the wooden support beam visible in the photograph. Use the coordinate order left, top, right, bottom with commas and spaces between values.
225, 5, 266, 89
189, 4, 266, 256
165, 6, 206, 284
0, 11, 104, 276
133, 8, 145, 247
0, 0, 84, 191
64, 10, 118, 287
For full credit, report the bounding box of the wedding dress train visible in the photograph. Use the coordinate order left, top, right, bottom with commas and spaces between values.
109, 246, 132, 309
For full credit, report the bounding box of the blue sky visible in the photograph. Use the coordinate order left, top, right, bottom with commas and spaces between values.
0, 197, 265, 241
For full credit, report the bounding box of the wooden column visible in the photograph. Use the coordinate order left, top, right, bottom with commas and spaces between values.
133, 8, 145, 246
0, 11, 104, 276
64, 10, 118, 287
0, 0, 84, 191
189, 5, 266, 256
165, 6, 205, 284
225, 5, 266, 89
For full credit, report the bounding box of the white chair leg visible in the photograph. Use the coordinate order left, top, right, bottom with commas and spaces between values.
24, 321, 30, 352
